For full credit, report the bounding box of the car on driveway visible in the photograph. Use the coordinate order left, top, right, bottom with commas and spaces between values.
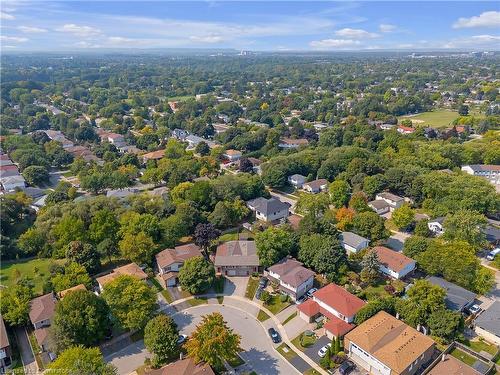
268, 328, 281, 343
177, 334, 188, 345
306, 288, 318, 298
338, 360, 356, 375
259, 277, 268, 288
255, 287, 263, 300
318, 343, 332, 358
296, 296, 307, 304
467, 304, 481, 315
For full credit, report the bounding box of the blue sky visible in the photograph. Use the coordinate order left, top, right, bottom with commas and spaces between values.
1, 1, 499, 51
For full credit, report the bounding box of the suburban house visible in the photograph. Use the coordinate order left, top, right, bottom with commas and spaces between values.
214, 241, 260, 276
1, 175, 26, 192
397, 125, 416, 134
145, 357, 214, 375
303, 179, 328, 194
29, 293, 56, 330
427, 354, 481, 375
375, 192, 405, 211
0, 164, 20, 178
474, 301, 500, 345
171, 128, 189, 140
246, 197, 290, 222
287, 174, 306, 189
96, 263, 148, 292
278, 138, 309, 149
141, 149, 165, 163
427, 217, 445, 235
185, 135, 217, 150
298, 283, 365, 339
372, 246, 416, 279
461, 165, 500, 185
57, 284, 86, 299
239, 157, 262, 174
340, 232, 370, 254
155, 244, 202, 287
0, 316, 11, 372
267, 258, 315, 301
344, 311, 436, 375
223, 149, 242, 162
368, 199, 391, 215
426, 276, 476, 312
0, 154, 13, 166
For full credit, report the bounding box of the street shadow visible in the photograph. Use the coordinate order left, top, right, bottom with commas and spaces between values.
223, 278, 236, 295
241, 348, 280, 375
103, 340, 145, 361
172, 311, 195, 331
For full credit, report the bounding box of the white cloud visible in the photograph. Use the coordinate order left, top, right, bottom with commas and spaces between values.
310, 39, 361, 49
334, 28, 379, 39
55, 24, 101, 37
0, 35, 28, 42
189, 35, 224, 43
442, 34, 500, 48
18, 26, 47, 33
379, 24, 396, 33
74, 41, 101, 48
453, 11, 500, 28
0, 11, 15, 20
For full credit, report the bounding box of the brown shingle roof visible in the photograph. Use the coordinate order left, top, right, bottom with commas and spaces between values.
142, 149, 165, 161
427, 354, 481, 375
0, 315, 9, 349
145, 358, 214, 375
29, 293, 56, 324
372, 246, 415, 273
268, 258, 315, 288
156, 244, 202, 269
345, 311, 435, 374
214, 241, 259, 267
58, 284, 86, 299
34, 327, 50, 347
96, 263, 148, 287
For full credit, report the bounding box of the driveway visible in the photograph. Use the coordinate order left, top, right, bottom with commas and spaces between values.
385, 231, 410, 252
270, 190, 298, 213
15, 327, 38, 375
303, 335, 331, 365
104, 340, 148, 375
224, 276, 249, 297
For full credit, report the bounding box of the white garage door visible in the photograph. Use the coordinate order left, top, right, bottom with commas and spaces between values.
227, 270, 236, 276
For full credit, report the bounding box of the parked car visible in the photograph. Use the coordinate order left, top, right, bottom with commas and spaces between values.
467, 304, 481, 315
338, 360, 356, 375
255, 287, 263, 300
318, 343, 332, 358
177, 334, 188, 345
259, 277, 268, 288
296, 296, 307, 305
268, 328, 281, 343
486, 248, 500, 261
306, 288, 318, 298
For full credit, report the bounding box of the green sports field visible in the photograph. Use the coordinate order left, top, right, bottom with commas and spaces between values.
399, 110, 460, 128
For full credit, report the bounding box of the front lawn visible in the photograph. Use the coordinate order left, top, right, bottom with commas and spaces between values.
303, 369, 322, 375
245, 276, 260, 299
161, 289, 174, 304
0, 258, 64, 295
277, 343, 298, 361
188, 297, 208, 307
264, 295, 291, 314
292, 332, 317, 351
450, 348, 477, 366
257, 309, 270, 322
283, 312, 297, 325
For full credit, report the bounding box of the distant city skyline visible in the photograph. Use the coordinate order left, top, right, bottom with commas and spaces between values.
1, 1, 499, 51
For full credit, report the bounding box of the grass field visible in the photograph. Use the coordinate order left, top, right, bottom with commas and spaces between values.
0, 258, 64, 295
450, 348, 477, 366
399, 110, 459, 128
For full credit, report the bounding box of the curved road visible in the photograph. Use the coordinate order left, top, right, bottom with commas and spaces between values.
105, 303, 299, 375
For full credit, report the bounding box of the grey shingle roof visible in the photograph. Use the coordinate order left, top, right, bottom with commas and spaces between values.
475, 301, 500, 336
427, 276, 476, 312
247, 197, 290, 216
340, 232, 369, 248
214, 241, 260, 267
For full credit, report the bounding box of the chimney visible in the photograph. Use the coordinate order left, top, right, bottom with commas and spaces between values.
180, 352, 183, 360
441, 353, 446, 362
396, 312, 400, 320
417, 324, 421, 332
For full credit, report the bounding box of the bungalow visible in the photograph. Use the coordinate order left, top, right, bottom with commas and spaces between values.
397, 125, 416, 134
0, 316, 12, 371
372, 246, 416, 279
141, 149, 165, 163
287, 174, 306, 189
155, 244, 202, 287
1, 175, 26, 192
345, 311, 435, 375
428, 217, 445, 235
267, 258, 315, 301
303, 179, 328, 194
29, 293, 56, 330
214, 241, 260, 276
426, 276, 476, 312
375, 192, 404, 211
461, 165, 500, 185
246, 197, 290, 222
224, 149, 242, 162
96, 263, 148, 292
145, 357, 214, 375
278, 138, 309, 149
340, 232, 370, 254
474, 301, 500, 345
57, 284, 86, 299
298, 283, 365, 339
0, 165, 20, 178
368, 199, 391, 215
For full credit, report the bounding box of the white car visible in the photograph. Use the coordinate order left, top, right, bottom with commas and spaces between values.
486, 248, 500, 261
468, 304, 481, 315
177, 334, 188, 345
306, 288, 318, 298
318, 343, 332, 358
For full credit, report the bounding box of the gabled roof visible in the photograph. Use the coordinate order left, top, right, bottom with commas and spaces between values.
372, 246, 415, 273
340, 232, 369, 248
427, 354, 481, 375
312, 283, 365, 317
29, 293, 56, 324
268, 258, 315, 288
345, 311, 435, 374
214, 241, 259, 267
303, 179, 328, 190
368, 200, 390, 210
466, 164, 500, 172
156, 243, 202, 269
145, 357, 214, 375
376, 192, 404, 202
58, 284, 86, 299
224, 149, 242, 156
96, 263, 148, 287
426, 276, 476, 312
142, 149, 165, 160
247, 197, 290, 216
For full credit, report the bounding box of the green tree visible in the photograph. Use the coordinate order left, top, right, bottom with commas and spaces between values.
51, 262, 92, 292
66, 241, 101, 274
89, 208, 119, 245
144, 315, 179, 367
47, 346, 117, 375
185, 312, 242, 370
402, 236, 429, 259
329, 180, 350, 208
52, 290, 110, 351
178, 256, 215, 294
352, 212, 389, 241
195, 141, 210, 156
360, 250, 381, 284
443, 210, 487, 249
296, 193, 330, 218
22, 165, 49, 185
17, 227, 47, 257
427, 309, 463, 342
391, 204, 415, 230
0, 281, 34, 326
119, 231, 157, 265
348, 192, 370, 212
101, 275, 157, 330
354, 297, 397, 325
255, 226, 296, 267
299, 234, 347, 281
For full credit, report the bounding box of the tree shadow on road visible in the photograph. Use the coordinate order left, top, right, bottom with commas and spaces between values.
240, 347, 280, 375
172, 311, 195, 331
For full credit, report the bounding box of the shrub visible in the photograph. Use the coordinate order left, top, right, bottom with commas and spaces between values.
384, 284, 396, 294
320, 355, 331, 369
260, 290, 271, 304
280, 294, 288, 303
332, 354, 345, 364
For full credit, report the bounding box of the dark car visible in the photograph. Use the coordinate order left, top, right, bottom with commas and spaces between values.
259, 277, 268, 288
338, 360, 356, 375
268, 328, 281, 343
255, 287, 263, 300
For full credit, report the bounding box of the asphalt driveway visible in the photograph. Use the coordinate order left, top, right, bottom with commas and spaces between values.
224, 276, 249, 297
303, 335, 331, 365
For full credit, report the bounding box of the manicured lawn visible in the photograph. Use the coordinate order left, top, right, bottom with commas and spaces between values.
166, 95, 194, 102
188, 297, 208, 307
398, 110, 460, 128
161, 289, 174, 303
0, 258, 64, 295
292, 333, 317, 351
257, 309, 270, 322
459, 338, 498, 356
217, 296, 224, 304
264, 295, 291, 314
303, 369, 322, 375
277, 343, 298, 361
219, 229, 254, 242
362, 283, 391, 301
450, 348, 477, 366
245, 277, 260, 299
283, 312, 297, 325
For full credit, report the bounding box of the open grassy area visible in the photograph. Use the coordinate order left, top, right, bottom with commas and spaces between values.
188, 297, 208, 307
399, 110, 460, 128
257, 309, 270, 322
459, 338, 498, 356
450, 348, 477, 366
283, 312, 297, 325
161, 289, 174, 303
277, 343, 298, 361
264, 295, 291, 314
219, 228, 254, 242
0, 258, 64, 295
245, 277, 260, 299
361, 282, 391, 301
292, 332, 317, 351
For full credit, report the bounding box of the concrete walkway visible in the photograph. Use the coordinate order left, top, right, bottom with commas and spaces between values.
15, 326, 38, 375
162, 294, 328, 375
